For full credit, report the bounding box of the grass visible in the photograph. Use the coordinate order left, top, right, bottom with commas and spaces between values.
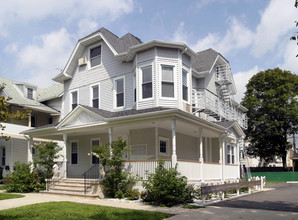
0, 201, 172, 220
0, 193, 24, 200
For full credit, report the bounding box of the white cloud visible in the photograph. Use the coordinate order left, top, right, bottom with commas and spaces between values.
0, 0, 134, 38
191, 17, 253, 54
172, 22, 189, 43
280, 40, 298, 75
251, 0, 297, 58
233, 66, 260, 103
4, 43, 18, 53
16, 28, 74, 88
77, 18, 99, 38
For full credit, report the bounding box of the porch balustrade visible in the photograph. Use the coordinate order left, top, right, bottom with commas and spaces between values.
192, 88, 247, 129
216, 64, 233, 84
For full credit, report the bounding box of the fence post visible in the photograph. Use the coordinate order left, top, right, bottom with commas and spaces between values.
221, 191, 225, 200
256, 176, 260, 191
201, 182, 206, 206
261, 176, 264, 190
236, 179, 240, 196
248, 178, 251, 194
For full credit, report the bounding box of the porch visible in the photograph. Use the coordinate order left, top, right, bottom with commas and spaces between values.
24, 106, 242, 184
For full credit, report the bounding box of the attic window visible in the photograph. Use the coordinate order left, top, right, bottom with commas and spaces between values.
27, 88, 33, 99
90, 45, 101, 68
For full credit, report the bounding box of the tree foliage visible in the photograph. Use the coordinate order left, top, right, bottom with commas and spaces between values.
92, 138, 138, 198
0, 84, 29, 140
33, 142, 62, 178
242, 68, 298, 168
291, 0, 298, 57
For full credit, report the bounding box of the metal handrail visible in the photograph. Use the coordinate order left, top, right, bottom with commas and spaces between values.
82, 164, 99, 194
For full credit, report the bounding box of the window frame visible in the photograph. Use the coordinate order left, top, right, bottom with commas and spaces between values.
159, 137, 169, 155
1, 147, 5, 166
27, 87, 34, 99
113, 76, 125, 109
90, 138, 100, 165
140, 65, 153, 100
89, 44, 102, 69
70, 141, 79, 165
90, 83, 100, 109
160, 65, 176, 99
70, 89, 79, 111
182, 69, 189, 102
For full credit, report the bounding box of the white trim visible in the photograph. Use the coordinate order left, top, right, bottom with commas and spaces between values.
159, 64, 177, 100
159, 136, 170, 156
70, 140, 79, 165
90, 138, 100, 165
69, 89, 79, 111
90, 83, 100, 108
113, 76, 125, 110
139, 64, 154, 101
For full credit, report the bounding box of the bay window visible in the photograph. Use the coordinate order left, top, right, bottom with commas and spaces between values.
182, 69, 188, 101
141, 66, 152, 99
115, 77, 124, 108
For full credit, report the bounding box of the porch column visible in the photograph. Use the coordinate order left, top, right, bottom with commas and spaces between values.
155, 126, 158, 160
108, 127, 113, 156
27, 136, 33, 163
62, 134, 67, 178
171, 119, 177, 168
198, 128, 204, 181
219, 135, 224, 181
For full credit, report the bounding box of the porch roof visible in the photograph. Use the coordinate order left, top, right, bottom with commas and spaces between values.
22, 105, 230, 139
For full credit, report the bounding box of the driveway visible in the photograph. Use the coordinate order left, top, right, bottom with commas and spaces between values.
168, 183, 298, 220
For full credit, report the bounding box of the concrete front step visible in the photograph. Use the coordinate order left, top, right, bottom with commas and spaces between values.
50, 187, 88, 193
40, 190, 99, 199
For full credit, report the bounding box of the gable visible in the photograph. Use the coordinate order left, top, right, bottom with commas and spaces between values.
57, 106, 107, 129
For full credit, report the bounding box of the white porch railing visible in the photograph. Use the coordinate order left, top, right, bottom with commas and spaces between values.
176, 160, 201, 181
192, 89, 247, 129
202, 163, 221, 181
224, 164, 240, 180
124, 160, 171, 180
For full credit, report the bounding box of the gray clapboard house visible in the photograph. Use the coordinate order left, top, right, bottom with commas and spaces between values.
22, 28, 247, 195
0, 77, 63, 177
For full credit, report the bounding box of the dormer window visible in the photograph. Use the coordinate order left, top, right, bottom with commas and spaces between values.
90, 45, 101, 68
27, 88, 33, 99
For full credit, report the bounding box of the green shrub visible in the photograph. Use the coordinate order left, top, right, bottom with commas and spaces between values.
125, 188, 140, 200
142, 159, 194, 207
92, 138, 139, 198
3, 162, 45, 193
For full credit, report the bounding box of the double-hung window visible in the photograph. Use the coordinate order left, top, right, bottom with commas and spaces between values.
90, 45, 101, 68
182, 69, 188, 101
115, 78, 124, 108
161, 66, 174, 98
91, 85, 99, 108
27, 88, 33, 99
91, 139, 100, 164
231, 146, 235, 164
71, 141, 78, 164
227, 145, 235, 164
159, 137, 169, 155
1, 147, 5, 166
141, 66, 152, 99
227, 145, 231, 164
71, 91, 78, 110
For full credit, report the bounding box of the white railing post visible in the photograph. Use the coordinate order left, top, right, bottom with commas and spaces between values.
248, 178, 251, 194
201, 182, 206, 206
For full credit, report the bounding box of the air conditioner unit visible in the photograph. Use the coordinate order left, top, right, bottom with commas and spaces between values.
183, 102, 191, 113
78, 57, 87, 66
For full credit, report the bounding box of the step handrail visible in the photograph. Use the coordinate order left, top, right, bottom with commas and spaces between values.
82, 164, 100, 194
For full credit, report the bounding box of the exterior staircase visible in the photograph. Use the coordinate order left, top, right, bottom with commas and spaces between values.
41, 178, 103, 198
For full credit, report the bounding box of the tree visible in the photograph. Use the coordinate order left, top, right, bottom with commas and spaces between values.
242, 68, 298, 169
92, 138, 138, 198
0, 84, 29, 140
33, 142, 62, 178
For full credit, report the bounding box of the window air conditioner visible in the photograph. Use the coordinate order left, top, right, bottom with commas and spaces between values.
78, 57, 87, 66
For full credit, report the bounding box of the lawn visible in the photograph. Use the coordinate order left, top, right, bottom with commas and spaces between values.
0, 193, 24, 200
0, 201, 172, 220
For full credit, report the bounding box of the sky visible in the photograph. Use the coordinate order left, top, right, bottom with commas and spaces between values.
0, 0, 297, 103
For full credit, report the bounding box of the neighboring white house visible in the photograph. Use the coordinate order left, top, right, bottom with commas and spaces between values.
22, 27, 247, 183
0, 77, 63, 177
